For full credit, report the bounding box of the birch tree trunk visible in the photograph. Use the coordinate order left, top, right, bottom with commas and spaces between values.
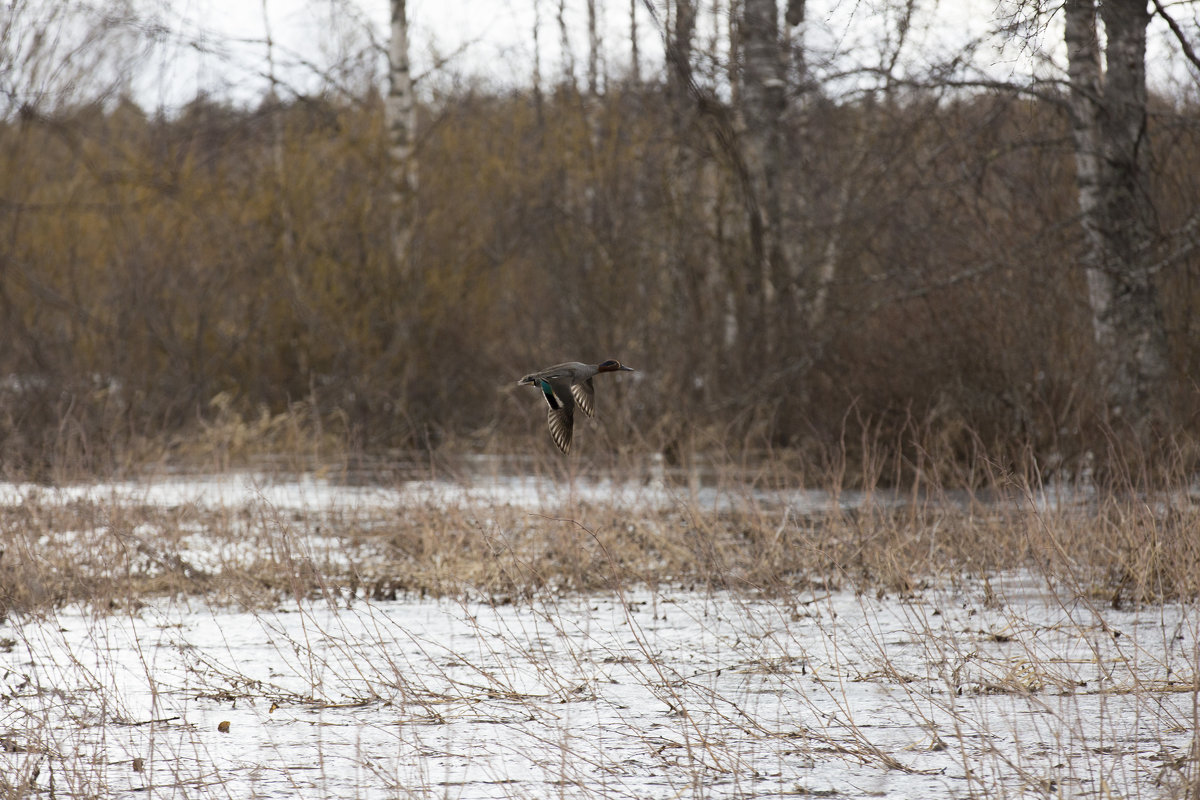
533, 0, 544, 119
558, 0, 577, 89
262, 1, 296, 295
1064, 0, 1170, 433
629, 0, 640, 84
587, 0, 601, 96
387, 0, 416, 274
739, 0, 787, 355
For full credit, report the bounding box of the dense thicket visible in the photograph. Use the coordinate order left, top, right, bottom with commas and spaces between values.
2, 84, 1198, 477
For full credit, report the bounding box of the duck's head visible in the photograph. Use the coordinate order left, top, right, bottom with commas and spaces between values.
598, 359, 635, 373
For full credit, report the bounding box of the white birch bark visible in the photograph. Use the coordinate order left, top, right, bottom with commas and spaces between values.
587, 0, 600, 96
558, 0, 576, 88
629, 0, 640, 83
1064, 0, 1169, 428
533, 0, 544, 114
739, 0, 786, 352
387, 0, 416, 274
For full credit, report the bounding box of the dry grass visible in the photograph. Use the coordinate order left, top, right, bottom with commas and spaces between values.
0, 455, 1197, 800
2, 450, 1199, 618
0, 549, 1195, 798
1, 440, 1198, 800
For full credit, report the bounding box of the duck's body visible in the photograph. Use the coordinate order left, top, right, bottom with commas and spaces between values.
518, 360, 634, 453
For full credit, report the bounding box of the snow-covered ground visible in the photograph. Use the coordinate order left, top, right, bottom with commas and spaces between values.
1, 471, 1195, 798
0, 466, 846, 515
2, 574, 1196, 798
0, 460, 1082, 517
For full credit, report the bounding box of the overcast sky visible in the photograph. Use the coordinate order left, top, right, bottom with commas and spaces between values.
111, 0, 1200, 109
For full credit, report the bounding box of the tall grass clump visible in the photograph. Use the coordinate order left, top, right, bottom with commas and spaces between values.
2, 428, 1198, 619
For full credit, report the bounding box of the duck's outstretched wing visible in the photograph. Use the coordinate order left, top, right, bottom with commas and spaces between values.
546, 404, 574, 454
570, 378, 596, 418
532, 377, 575, 454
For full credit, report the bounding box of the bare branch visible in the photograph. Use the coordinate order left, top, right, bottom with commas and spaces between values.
1150, 0, 1200, 76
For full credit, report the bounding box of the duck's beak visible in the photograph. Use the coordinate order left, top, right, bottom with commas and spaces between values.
619, 365, 635, 372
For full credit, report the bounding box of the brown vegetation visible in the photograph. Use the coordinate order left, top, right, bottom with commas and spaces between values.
1, 80, 1199, 479
3, 453, 1198, 619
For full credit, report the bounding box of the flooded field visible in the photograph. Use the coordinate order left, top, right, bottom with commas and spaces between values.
1, 469, 1197, 798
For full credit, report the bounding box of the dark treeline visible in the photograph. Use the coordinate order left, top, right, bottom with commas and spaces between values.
2, 82, 1199, 478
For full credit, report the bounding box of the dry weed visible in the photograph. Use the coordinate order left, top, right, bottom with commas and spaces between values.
2, 453, 1199, 617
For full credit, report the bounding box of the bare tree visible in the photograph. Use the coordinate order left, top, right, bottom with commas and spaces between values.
387, 0, 416, 274
739, 0, 793, 356
261, 0, 299, 299
629, 0, 641, 83
558, 0, 577, 89
533, 0, 544, 115
1064, 0, 1170, 433
1, 0, 149, 115
587, 0, 601, 95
